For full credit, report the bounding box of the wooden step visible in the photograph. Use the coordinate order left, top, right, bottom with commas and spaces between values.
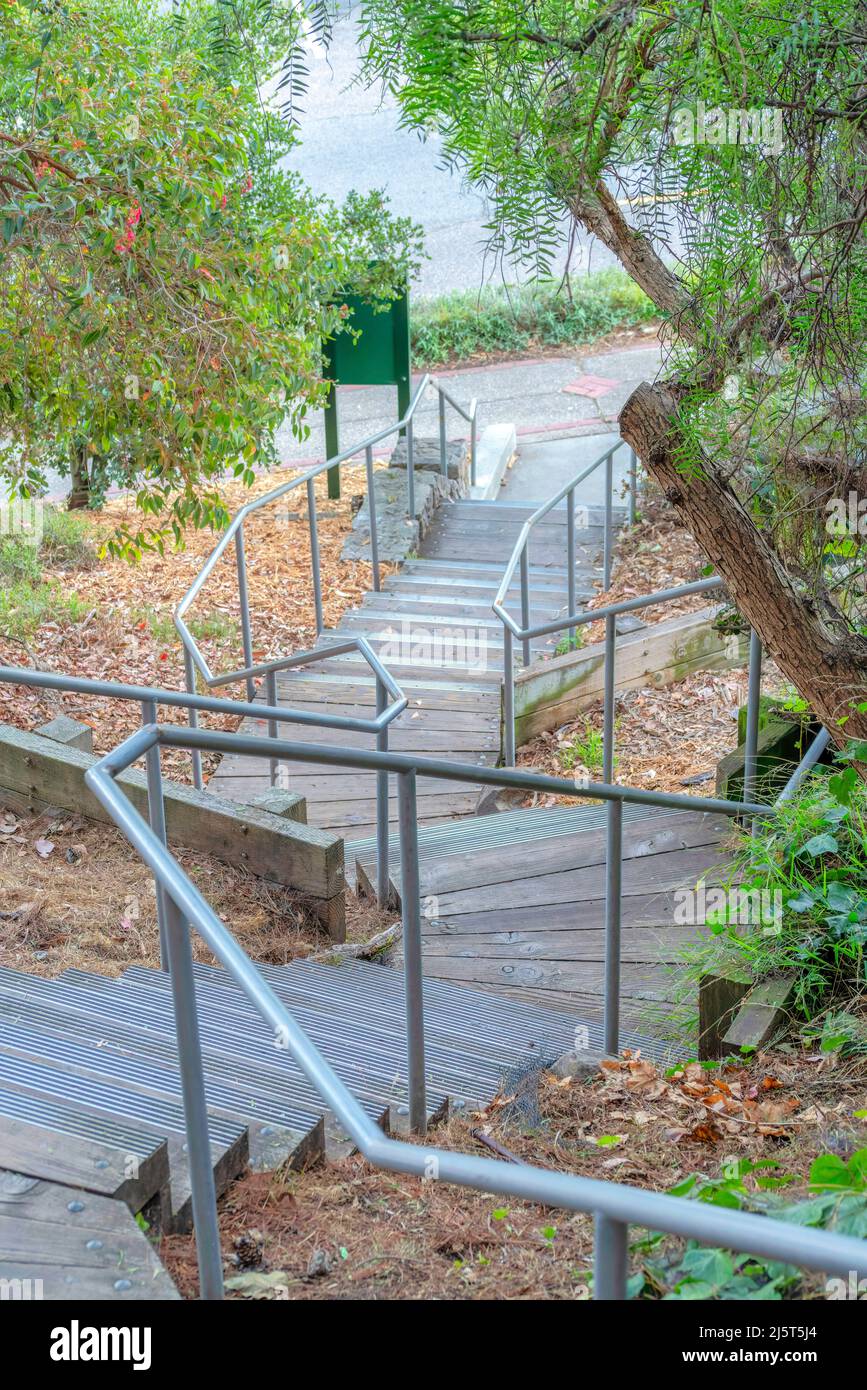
0, 1169, 179, 1300
0, 1093, 168, 1211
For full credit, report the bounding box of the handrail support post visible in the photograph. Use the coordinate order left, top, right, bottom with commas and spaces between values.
375, 677, 390, 907
406, 415, 415, 519
438, 392, 447, 477
519, 550, 531, 667
594, 1214, 628, 1300
365, 445, 381, 592
307, 477, 325, 636
266, 669, 279, 788
603, 613, 616, 784
164, 892, 224, 1300
141, 699, 170, 972
183, 649, 204, 792
567, 487, 577, 646
603, 798, 623, 1057
397, 769, 426, 1134
743, 629, 763, 809
234, 526, 255, 703
503, 628, 516, 766
603, 449, 614, 591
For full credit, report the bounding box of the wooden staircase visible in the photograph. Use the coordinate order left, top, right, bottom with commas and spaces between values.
208, 496, 609, 843
0, 955, 608, 1298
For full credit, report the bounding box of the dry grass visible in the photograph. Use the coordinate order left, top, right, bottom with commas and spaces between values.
0, 808, 394, 979
160, 1049, 867, 1301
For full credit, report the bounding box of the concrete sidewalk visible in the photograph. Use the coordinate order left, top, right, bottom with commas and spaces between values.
273, 336, 662, 469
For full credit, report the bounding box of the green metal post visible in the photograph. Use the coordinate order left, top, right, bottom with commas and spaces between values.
324, 380, 341, 500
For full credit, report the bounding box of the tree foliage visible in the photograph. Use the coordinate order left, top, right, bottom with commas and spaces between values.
0, 0, 423, 553
357, 0, 867, 732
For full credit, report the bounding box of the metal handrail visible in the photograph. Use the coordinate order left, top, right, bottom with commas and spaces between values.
492, 436, 643, 764
493, 438, 636, 656
171, 369, 475, 897
175, 371, 478, 717
778, 726, 833, 801
499, 571, 727, 768
0, 658, 406, 909
84, 719, 865, 1303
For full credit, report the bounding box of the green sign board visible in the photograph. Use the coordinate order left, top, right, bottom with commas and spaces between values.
322, 286, 410, 497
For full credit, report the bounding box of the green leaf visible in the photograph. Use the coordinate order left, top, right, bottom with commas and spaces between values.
799, 833, 838, 858
679, 1247, 735, 1285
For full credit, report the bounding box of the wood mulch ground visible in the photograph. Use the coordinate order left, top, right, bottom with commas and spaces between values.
0, 807, 394, 980
0, 462, 391, 783
517, 495, 790, 799
160, 1047, 866, 1301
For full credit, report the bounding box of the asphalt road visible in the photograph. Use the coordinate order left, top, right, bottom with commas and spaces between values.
285, 2, 619, 298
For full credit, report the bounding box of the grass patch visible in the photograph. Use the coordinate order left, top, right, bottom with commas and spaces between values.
187, 610, 240, 645
411, 270, 657, 367
130, 605, 239, 649
0, 506, 97, 639
40, 506, 98, 569
0, 578, 91, 638
0, 505, 96, 582
559, 720, 609, 775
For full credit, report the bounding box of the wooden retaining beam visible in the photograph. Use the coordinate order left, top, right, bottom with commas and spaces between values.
511, 606, 748, 746
0, 723, 345, 940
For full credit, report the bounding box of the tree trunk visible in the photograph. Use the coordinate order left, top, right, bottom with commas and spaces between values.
68, 443, 90, 511
569, 182, 696, 335
620, 380, 867, 746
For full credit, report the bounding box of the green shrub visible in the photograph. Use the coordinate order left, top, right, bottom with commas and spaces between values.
411, 270, 657, 367
554, 632, 584, 656
630, 1150, 867, 1299
673, 765, 867, 1029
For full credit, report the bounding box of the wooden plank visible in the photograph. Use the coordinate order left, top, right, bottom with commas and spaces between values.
259, 698, 499, 731
306, 654, 502, 687
0, 1170, 180, 1299
721, 975, 797, 1051
216, 764, 497, 790
431, 844, 727, 916
415, 811, 727, 895
422, 535, 575, 565
0, 724, 344, 904
699, 974, 751, 1059
418, 893, 697, 934
0, 1115, 169, 1211
391, 573, 574, 597
316, 647, 505, 686
419, 926, 695, 962
273, 676, 496, 709
412, 954, 674, 998
342, 607, 509, 633
513, 607, 749, 743
206, 782, 484, 824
